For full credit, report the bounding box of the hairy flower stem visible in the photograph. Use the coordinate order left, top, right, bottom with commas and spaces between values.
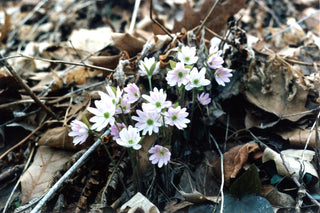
147, 75, 152, 91
120, 107, 128, 126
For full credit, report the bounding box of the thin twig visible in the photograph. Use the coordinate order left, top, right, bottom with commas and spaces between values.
205, 27, 235, 46
279, 152, 320, 208
30, 130, 110, 213
210, 134, 224, 213
3, 146, 36, 213
149, 0, 173, 39
195, 0, 220, 35
19, 53, 115, 72
0, 55, 57, 118
129, 0, 141, 34
0, 123, 45, 161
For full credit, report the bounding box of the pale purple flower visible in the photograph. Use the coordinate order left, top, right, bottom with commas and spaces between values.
185, 67, 211, 91
177, 45, 198, 65
149, 145, 171, 168
138, 57, 160, 76
123, 83, 140, 103
214, 68, 233, 86
110, 122, 126, 140
142, 87, 172, 112
132, 104, 162, 135
116, 125, 142, 150
197, 92, 211, 105
207, 46, 224, 69
116, 98, 131, 114
68, 120, 89, 145
165, 106, 190, 129
166, 62, 190, 87
87, 96, 116, 131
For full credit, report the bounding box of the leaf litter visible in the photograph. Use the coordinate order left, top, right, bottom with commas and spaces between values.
0, 0, 319, 212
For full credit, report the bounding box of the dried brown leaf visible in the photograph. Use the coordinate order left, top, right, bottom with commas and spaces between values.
278, 127, 320, 148
38, 126, 83, 150
173, 0, 246, 36
89, 55, 121, 70
0, 10, 11, 43
20, 146, 73, 203
111, 33, 145, 57
64, 66, 103, 85
211, 143, 262, 186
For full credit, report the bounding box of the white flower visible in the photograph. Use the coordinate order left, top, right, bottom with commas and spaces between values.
166, 62, 190, 87
165, 106, 190, 129
177, 45, 198, 65
104, 85, 122, 105
132, 104, 162, 135
116, 125, 142, 150
87, 96, 115, 131
214, 67, 233, 86
138, 57, 160, 76
149, 145, 171, 168
123, 83, 141, 103
207, 46, 224, 69
142, 87, 172, 112
185, 67, 211, 90
68, 120, 89, 145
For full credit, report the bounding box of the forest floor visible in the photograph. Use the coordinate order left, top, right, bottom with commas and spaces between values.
0, 0, 320, 212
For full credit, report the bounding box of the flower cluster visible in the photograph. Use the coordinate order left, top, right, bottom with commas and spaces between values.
69, 42, 233, 169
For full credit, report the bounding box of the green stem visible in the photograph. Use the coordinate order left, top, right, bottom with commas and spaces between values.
147, 75, 153, 91
190, 89, 197, 121
179, 86, 185, 106
128, 148, 139, 191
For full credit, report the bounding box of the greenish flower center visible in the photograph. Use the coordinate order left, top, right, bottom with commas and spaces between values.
155, 102, 161, 108
172, 115, 178, 121
128, 139, 134, 144
104, 112, 110, 119
159, 150, 165, 156
193, 79, 199, 85
185, 56, 190, 62
112, 99, 116, 104
134, 93, 138, 97
178, 71, 184, 78
147, 119, 154, 126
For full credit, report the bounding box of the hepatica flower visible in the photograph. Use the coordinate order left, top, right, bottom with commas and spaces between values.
149, 145, 171, 168
166, 62, 190, 87
138, 57, 160, 76
116, 125, 142, 150
104, 85, 122, 105
185, 67, 211, 91
142, 87, 172, 112
87, 96, 115, 131
197, 92, 211, 105
214, 67, 233, 86
68, 120, 89, 145
165, 106, 190, 129
207, 46, 224, 69
177, 45, 198, 65
116, 98, 131, 114
123, 83, 140, 103
132, 104, 162, 136
111, 122, 126, 140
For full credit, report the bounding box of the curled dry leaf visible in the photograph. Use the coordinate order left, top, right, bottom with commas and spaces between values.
111, 33, 146, 57
211, 142, 263, 186
120, 192, 160, 213
262, 148, 318, 182
173, 0, 246, 36
244, 55, 310, 122
259, 185, 295, 208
